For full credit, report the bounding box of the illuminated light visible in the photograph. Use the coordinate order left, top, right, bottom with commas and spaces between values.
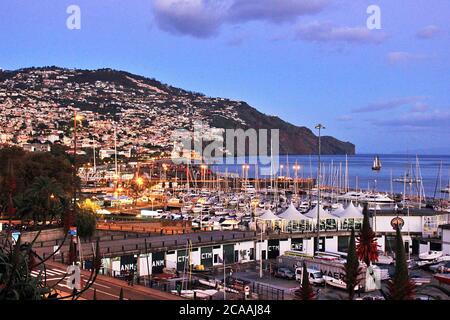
75, 114, 84, 121
136, 177, 144, 186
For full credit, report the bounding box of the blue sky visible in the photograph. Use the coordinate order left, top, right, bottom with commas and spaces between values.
1, 0, 449, 154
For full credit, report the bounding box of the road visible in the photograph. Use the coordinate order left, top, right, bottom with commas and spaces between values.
33, 261, 184, 300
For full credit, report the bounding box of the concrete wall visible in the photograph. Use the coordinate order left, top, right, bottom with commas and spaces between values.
304, 238, 314, 256
213, 246, 224, 266
374, 215, 422, 233
279, 239, 291, 255
255, 240, 268, 260
190, 248, 201, 266
21, 228, 65, 243
234, 241, 254, 262
325, 236, 338, 252
138, 254, 151, 276
166, 252, 177, 269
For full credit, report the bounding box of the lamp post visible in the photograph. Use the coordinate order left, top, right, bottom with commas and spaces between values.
315, 124, 325, 255
70, 110, 84, 265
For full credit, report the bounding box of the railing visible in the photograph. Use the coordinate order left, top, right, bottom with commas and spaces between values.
252, 282, 285, 300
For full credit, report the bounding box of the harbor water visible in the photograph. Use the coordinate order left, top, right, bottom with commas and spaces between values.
210, 154, 450, 199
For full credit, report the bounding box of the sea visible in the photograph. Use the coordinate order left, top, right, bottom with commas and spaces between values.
209, 154, 450, 199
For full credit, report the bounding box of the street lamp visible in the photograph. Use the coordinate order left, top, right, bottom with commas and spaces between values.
70, 110, 84, 265
315, 124, 325, 254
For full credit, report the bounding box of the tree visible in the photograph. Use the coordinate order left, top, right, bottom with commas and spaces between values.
356, 203, 379, 266
75, 208, 97, 240
1, 235, 102, 300
298, 262, 315, 300
387, 226, 415, 300
344, 228, 362, 300
15, 176, 66, 225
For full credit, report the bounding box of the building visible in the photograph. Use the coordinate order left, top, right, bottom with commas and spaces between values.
22, 143, 51, 153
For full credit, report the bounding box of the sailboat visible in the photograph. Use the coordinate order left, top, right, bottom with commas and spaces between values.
372, 156, 381, 171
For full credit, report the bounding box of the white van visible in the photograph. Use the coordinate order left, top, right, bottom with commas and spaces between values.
295, 267, 325, 285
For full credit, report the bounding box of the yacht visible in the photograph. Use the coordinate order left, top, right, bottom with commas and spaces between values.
360, 193, 394, 204
337, 191, 365, 202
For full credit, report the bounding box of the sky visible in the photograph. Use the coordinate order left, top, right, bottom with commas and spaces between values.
0, 0, 449, 154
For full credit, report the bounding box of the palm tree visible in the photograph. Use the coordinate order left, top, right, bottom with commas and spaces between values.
16, 176, 66, 225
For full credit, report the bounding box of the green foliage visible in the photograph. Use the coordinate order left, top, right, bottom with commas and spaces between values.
298, 263, 315, 300
15, 176, 67, 223
0, 146, 77, 218
0, 238, 50, 300
75, 208, 97, 240
344, 228, 362, 300
387, 226, 415, 300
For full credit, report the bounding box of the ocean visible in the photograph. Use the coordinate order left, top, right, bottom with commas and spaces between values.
209, 154, 450, 199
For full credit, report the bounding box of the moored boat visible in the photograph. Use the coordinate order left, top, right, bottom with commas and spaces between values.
419, 251, 443, 261
434, 273, 450, 285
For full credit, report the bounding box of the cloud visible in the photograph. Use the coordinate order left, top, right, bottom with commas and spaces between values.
410, 102, 431, 113
386, 51, 428, 65
295, 21, 387, 44
151, 0, 330, 38
152, 0, 228, 38
227, 0, 329, 24
416, 25, 440, 39
372, 108, 450, 129
352, 96, 427, 113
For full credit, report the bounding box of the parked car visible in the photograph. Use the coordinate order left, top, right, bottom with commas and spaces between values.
275, 267, 295, 280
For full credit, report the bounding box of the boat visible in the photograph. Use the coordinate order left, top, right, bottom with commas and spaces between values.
372, 156, 381, 171
167, 197, 182, 206
441, 186, 450, 194
337, 191, 365, 202
434, 273, 450, 285
392, 174, 422, 184
419, 251, 443, 261
323, 276, 359, 291
360, 193, 394, 204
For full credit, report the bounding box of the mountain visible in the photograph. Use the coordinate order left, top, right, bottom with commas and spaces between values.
0, 66, 355, 155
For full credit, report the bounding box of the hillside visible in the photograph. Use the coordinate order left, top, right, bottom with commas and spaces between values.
0, 67, 355, 155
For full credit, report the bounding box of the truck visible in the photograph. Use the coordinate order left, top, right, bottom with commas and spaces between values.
295, 267, 325, 285
277, 251, 383, 292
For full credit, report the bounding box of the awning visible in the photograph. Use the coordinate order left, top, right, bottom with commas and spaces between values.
278, 203, 312, 221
